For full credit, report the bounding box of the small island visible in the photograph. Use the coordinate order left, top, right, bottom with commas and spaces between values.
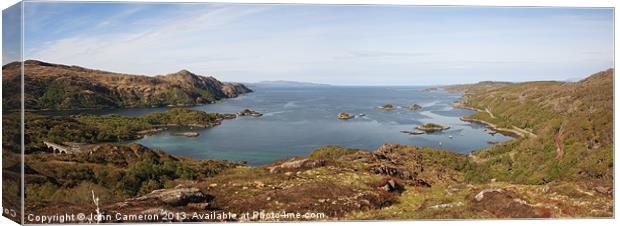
416, 123, 450, 133
404, 104, 422, 110
337, 112, 354, 120
377, 104, 397, 110
238, 109, 263, 117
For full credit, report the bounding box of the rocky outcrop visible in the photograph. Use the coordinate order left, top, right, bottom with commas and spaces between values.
132, 187, 208, 206
238, 109, 263, 117
370, 165, 415, 180
221, 82, 253, 98
377, 104, 397, 110
370, 165, 431, 188
337, 112, 354, 120
2, 60, 253, 110
470, 188, 551, 218
23, 143, 613, 221
100, 187, 214, 223
379, 179, 404, 193
404, 104, 422, 110
268, 158, 326, 173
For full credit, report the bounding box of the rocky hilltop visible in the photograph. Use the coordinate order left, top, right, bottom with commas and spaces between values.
1, 60, 252, 110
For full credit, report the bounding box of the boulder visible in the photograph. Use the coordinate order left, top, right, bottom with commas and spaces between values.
269, 159, 326, 173
370, 164, 429, 187
135, 187, 207, 206
380, 179, 404, 193
474, 189, 504, 201
594, 186, 613, 196
370, 165, 417, 181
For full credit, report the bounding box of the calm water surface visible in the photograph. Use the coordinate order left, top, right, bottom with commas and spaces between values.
74, 86, 512, 166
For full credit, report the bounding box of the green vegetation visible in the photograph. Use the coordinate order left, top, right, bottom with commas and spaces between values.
422, 123, 443, 128
3, 60, 252, 110
308, 145, 358, 159
77, 114, 152, 141
141, 108, 228, 125
37, 78, 121, 110
404, 104, 422, 110
455, 69, 613, 185
416, 123, 450, 133
76, 108, 227, 141
377, 104, 397, 110
122, 157, 198, 195
14, 108, 232, 153
16, 108, 239, 208
24, 144, 238, 207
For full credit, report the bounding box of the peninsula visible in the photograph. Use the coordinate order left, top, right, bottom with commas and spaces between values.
1, 60, 252, 111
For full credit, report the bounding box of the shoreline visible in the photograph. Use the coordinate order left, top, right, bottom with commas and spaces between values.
452, 101, 536, 138
37, 91, 521, 167
459, 117, 522, 138
12, 92, 254, 113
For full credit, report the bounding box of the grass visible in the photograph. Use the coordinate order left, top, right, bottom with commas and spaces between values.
308, 145, 358, 159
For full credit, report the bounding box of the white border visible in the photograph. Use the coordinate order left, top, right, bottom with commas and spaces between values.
1, 0, 618, 7
0, 1, 617, 226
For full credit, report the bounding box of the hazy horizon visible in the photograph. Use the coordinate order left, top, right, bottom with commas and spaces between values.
3, 2, 614, 85
5, 58, 608, 86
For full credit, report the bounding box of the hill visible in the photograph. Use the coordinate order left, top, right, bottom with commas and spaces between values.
446, 69, 613, 185
1, 60, 252, 110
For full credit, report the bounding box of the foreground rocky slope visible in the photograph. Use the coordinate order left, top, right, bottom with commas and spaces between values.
1, 60, 252, 110
23, 144, 612, 223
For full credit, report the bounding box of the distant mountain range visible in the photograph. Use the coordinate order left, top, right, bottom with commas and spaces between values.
250, 80, 331, 87
1, 60, 252, 110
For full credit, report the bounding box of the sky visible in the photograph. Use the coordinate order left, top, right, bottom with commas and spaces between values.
3, 2, 615, 85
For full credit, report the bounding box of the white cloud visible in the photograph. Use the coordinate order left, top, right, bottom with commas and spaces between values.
23, 5, 613, 85
26, 5, 271, 76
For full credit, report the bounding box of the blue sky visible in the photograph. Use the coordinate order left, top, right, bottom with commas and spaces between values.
2, 2, 21, 65
6, 2, 615, 85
